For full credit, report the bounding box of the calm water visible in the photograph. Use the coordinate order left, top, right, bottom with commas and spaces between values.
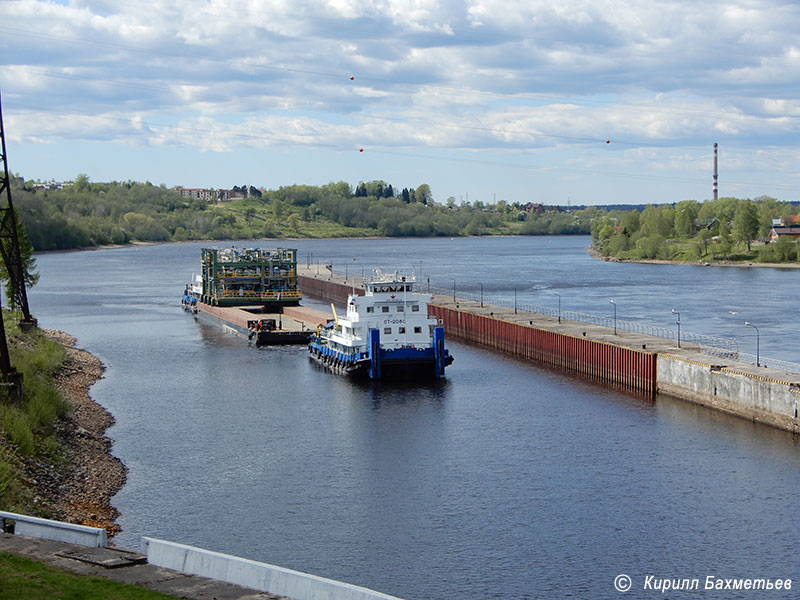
29, 237, 800, 599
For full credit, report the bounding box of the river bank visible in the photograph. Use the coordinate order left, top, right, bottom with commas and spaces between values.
27, 330, 125, 538
588, 244, 800, 268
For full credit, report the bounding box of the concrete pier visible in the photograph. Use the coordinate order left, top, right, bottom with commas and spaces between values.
297, 265, 800, 433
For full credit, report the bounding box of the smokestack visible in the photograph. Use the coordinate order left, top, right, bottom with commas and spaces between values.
713, 143, 718, 201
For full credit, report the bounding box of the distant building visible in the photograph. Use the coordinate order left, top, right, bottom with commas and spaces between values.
178, 185, 263, 202
768, 226, 800, 243
31, 181, 71, 192
524, 203, 545, 214
177, 188, 215, 201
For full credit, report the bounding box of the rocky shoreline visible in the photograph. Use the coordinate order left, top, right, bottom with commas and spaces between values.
27, 330, 126, 538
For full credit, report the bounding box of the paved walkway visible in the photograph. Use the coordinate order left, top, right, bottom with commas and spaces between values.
0, 533, 289, 600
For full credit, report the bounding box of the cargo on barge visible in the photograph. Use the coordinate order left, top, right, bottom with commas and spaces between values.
182, 247, 311, 345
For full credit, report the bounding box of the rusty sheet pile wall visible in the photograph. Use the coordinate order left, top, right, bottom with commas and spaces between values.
298, 275, 656, 396
429, 305, 656, 396
298, 275, 356, 307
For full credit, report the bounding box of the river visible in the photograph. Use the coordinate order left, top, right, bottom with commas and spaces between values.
29, 236, 800, 599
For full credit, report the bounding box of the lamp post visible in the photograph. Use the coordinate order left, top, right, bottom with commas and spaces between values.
452, 278, 456, 302
745, 321, 760, 366
553, 293, 561, 324
672, 309, 681, 348
480, 282, 484, 308
514, 288, 517, 314
610, 300, 616, 335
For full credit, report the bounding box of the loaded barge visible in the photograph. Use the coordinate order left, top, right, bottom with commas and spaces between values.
182, 247, 313, 345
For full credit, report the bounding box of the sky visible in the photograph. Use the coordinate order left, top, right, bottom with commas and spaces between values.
1, 0, 800, 206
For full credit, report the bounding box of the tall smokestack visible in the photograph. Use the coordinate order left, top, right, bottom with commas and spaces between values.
713, 142, 718, 200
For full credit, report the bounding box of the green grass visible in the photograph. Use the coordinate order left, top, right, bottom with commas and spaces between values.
0, 552, 177, 599
1, 310, 72, 514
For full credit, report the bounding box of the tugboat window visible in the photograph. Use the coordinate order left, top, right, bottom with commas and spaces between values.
382, 306, 390, 313
414, 326, 422, 334
367, 307, 374, 313
411, 305, 420, 312
399, 327, 406, 334
384, 327, 392, 334
397, 305, 404, 312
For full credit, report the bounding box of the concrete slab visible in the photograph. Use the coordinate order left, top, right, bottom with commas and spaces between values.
0, 533, 285, 599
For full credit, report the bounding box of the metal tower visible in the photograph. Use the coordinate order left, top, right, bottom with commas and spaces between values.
0, 90, 34, 400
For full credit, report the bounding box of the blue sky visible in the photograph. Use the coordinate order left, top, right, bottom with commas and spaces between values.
1, 0, 800, 205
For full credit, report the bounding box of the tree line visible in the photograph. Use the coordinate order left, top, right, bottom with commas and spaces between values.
9, 175, 596, 251
591, 196, 800, 263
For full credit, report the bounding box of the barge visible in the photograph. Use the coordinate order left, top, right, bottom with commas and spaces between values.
308, 271, 453, 379
182, 247, 312, 345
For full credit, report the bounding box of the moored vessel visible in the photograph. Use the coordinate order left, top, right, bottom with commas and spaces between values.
182, 247, 312, 345
308, 271, 453, 379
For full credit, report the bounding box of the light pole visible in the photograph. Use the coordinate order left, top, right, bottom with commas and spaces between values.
451, 278, 456, 302
745, 321, 760, 366
480, 282, 484, 308
672, 309, 681, 348
553, 293, 561, 324
610, 300, 616, 335
514, 288, 517, 314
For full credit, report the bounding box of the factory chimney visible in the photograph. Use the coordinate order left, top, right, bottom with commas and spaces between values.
713, 143, 718, 201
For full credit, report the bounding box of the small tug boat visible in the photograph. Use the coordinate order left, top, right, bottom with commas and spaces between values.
308, 271, 453, 379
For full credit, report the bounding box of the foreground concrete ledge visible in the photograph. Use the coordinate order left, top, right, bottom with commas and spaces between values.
142, 537, 403, 600
0, 511, 108, 548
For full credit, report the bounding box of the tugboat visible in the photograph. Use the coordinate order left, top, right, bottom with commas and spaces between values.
181, 275, 202, 314
308, 271, 453, 379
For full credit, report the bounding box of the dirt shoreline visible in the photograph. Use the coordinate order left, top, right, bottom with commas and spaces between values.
28, 330, 126, 539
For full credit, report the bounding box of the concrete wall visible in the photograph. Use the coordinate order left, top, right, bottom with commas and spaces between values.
657, 354, 800, 432
142, 537, 403, 600
0, 511, 108, 547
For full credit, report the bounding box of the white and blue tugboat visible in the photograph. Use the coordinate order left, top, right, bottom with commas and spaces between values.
308, 271, 453, 379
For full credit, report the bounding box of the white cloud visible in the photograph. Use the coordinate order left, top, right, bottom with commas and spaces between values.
2, 0, 800, 200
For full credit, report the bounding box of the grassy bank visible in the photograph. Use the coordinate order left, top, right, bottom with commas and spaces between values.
0, 310, 69, 513
0, 552, 175, 600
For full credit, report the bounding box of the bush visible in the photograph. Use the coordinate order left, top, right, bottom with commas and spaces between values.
1, 407, 35, 455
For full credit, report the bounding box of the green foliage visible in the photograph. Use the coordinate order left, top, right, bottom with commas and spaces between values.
732, 201, 760, 251
13, 173, 600, 249
636, 234, 667, 259
595, 196, 800, 264
0, 208, 39, 308
1, 311, 69, 459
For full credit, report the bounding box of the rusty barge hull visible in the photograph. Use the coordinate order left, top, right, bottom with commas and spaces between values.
189, 302, 311, 345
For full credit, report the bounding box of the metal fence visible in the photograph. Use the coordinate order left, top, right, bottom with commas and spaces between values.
426, 285, 800, 374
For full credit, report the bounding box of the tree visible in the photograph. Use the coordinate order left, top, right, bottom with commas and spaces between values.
674, 200, 699, 238
732, 201, 759, 251
0, 209, 39, 308
416, 184, 432, 205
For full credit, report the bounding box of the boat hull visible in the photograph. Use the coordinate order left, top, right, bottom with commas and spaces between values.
188, 300, 311, 346
308, 329, 453, 380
